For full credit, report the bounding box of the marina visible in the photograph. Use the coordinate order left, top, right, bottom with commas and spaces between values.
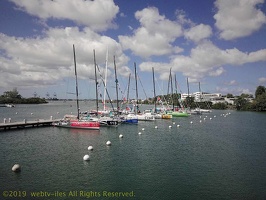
1, 101, 266, 199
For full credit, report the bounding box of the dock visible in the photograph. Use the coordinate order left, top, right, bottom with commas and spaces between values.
0, 119, 60, 131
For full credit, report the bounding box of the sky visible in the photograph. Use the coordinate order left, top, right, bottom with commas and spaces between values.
1, 0, 266, 100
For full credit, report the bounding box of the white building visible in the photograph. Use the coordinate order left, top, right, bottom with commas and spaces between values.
181, 92, 222, 102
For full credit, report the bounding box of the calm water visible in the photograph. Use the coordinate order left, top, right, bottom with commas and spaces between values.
1, 101, 266, 200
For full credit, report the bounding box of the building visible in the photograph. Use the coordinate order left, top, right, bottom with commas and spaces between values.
181, 92, 222, 102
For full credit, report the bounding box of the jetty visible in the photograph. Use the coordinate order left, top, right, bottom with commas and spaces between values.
0, 118, 60, 131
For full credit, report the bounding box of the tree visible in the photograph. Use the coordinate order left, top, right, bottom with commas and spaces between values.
255, 85, 266, 99
234, 96, 249, 110
255, 93, 266, 111
2, 88, 22, 99
226, 93, 234, 98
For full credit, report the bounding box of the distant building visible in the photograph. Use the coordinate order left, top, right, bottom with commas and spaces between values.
181, 92, 222, 102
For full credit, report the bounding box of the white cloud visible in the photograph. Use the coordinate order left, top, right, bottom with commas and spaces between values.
216, 86, 253, 95
9, 0, 119, 31
184, 24, 212, 43
0, 27, 129, 89
214, 0, 266, 40
119, 7, 183, 58
139, 41, 266, 82
258, 77, 266, 84
226, 80, 237, 86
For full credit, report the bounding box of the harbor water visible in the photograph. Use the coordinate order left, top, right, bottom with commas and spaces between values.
1, 101, 266, 199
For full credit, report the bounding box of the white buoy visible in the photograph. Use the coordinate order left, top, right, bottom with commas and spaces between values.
210, 118, 212, 120
214, 115, 216, 118
200, 120, 202, 123
173, 122, 175, 124
142, 128, 145, 131
177, 124, 180, 127
190, 121, 193, 124
138, 132, 142, 135
88, 146, 93, 151
155, 126, 158, 129
169, 125, 172, 128
119, 134, 123, 138
57, 112, 59, 114
12, 164, 21, 172
31, 113, 33, 115
83, 154, 90, 161
15, 112, 18, 115
106, 141, 112, 146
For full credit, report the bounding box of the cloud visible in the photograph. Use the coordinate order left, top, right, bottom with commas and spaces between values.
184, 24, 212, 43
9, 0, 119, 31
214, 0, 266, 40
139, 41, 266, 82
258, 77, 266, 84
119, 7, 183, 58
0, 27, 129, 89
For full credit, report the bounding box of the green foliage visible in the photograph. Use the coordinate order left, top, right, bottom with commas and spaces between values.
0, 89, 47, 104
226, 93, 234, 98
211, 103, 227, 110
254, 92, 266, 111
255, 85, 266, 99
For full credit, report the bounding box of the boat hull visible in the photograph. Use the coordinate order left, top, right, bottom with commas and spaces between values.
168, 111, 189, 117
54, 120, 100, 130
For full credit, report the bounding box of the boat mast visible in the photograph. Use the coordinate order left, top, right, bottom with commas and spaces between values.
134, 62, 139, 114
187, 77, 190, 97
114, 55, 119, 113
199, 82, 201, 103
174, 74, 178, 108
73, 44, 80, 120
170, 68, 174, 110
93, 49, 99, 116
127, 73, 131, 104
152, 67, 157, 113
103, 47, 109, 111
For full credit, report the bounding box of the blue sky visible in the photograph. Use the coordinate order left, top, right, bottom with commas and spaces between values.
1, 0, 266, 100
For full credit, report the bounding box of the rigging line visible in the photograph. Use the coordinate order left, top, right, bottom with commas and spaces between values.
96, 64, 115, 112
137, 73, 149, 101
154, 75, 169, 108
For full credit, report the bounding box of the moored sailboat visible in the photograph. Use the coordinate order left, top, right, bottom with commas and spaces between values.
54, 45, 100, 130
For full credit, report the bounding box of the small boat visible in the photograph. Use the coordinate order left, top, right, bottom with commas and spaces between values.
167, 110, 189, 117
5, 104, 15, 108
120, 113, 138, 124
99, 116, 119, 127
54, 115, 100, 130
162, 113, 172, 119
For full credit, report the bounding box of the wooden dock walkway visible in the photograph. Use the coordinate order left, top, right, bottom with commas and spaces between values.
0, 119, 60, 131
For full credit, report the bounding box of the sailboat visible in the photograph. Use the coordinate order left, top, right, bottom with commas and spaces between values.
166, 69, 189, 117
54, 45, 100, 130
93, 50, 119, 127
151, 67, 172, 119
134, 63, 155, 121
